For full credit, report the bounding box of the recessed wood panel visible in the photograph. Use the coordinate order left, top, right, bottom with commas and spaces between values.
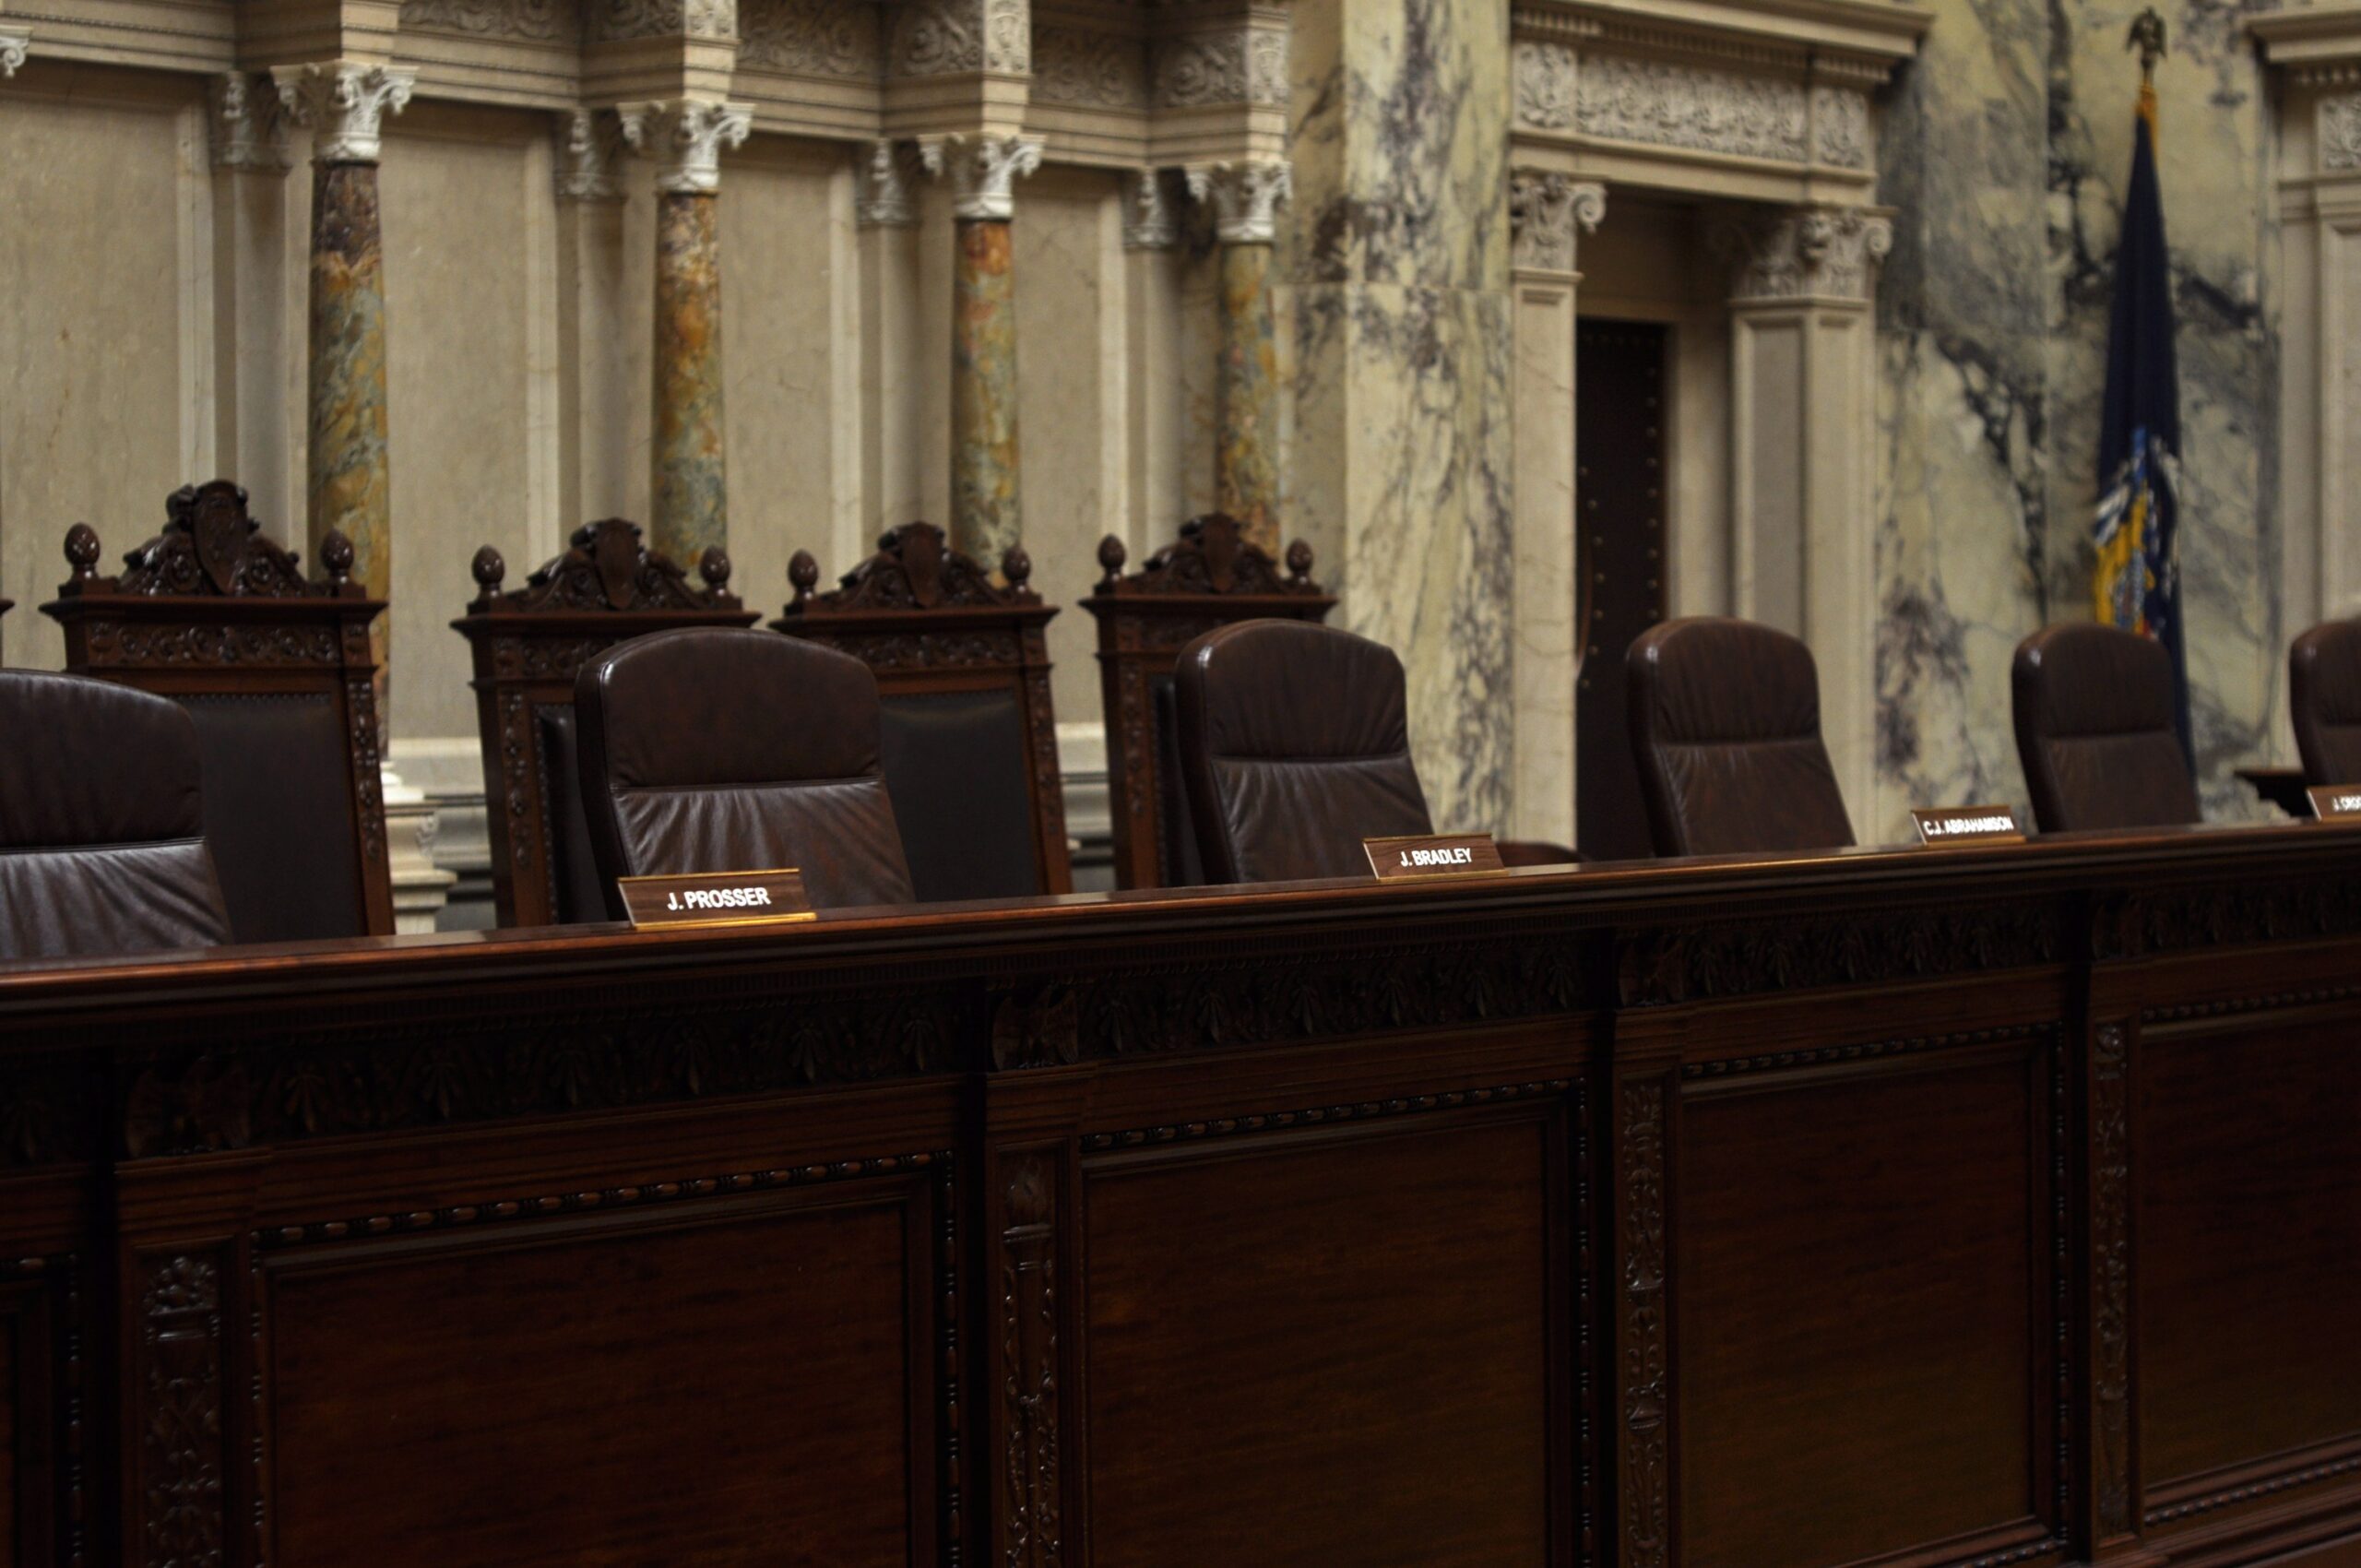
267, 1190, 930, 1568
1082, 1116, 1557, 1568
1, 1297, 14, 1565
2139, 1015, 2361, 1491
1678, 1056, 2048, 1568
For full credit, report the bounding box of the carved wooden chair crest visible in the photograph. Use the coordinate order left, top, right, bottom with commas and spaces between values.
42, 480, 394, 942
774, 520, 1071, 901
453, 517, 757, 928
1082, 512, 1333, 889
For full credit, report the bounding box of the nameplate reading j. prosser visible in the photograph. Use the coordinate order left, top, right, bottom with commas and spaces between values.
617, 869, 816, 931
2308, 785, 2361, 824
1363, 833, 1509, 881
1910, 805, 2026, 846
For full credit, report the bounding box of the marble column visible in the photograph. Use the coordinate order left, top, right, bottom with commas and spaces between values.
1186, 161, 1290, 550
1508, 171, 1604, 851
925, 134, 1041, 564
275, 63, 413, 611
643, 100, 752, 565
1724, 203, 1891, 828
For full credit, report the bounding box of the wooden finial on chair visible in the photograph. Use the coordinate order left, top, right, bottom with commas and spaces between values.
1096, 534, 1127, 591
1286, 540, 1314, 584
64, 524, 101, 584
699, 547, 732, 593
471, 545, 506, 597
319, 529, 356, 590
788, 550, 821, 609
1002, 544, 1033, 591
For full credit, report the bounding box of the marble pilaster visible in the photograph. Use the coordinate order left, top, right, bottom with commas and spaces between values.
208, 74, 302, 536
641, 100, 752, 564
1187, 160, 1289, 549
927, 133, 1039, 562
275, 61, 413, 713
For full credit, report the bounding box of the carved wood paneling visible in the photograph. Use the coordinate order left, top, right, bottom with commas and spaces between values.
2090, 1021, 2134, 1540
1617, 901, 2061, 1006
1616, 1073, 1670, 1568
998, 1151, 1058, 1568
136, 1251, 228, 1568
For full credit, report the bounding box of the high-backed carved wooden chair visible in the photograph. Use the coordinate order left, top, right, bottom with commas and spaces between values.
1083, 514, 1334, 889
42, 480, 394, 942
452, 517, 756, 928
773, 521, 1070, 901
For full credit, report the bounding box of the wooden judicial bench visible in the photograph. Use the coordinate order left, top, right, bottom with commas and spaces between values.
1, 825, 2359, 1568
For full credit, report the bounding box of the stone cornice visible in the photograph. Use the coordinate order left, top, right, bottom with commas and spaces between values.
1512, 0, 1928, 84
2254, 3, 2361, 81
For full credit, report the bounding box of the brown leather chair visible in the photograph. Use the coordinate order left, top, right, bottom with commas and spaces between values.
2292, 618, 2361, 787
1175, 620, 1433, 885
575, 628, 916, 914
42, 481, 393, 943
1626, 617, 1856, 857
0, 671, 232, 959
453, 518, 757, 928
2011, 622, 2199, 833
1083, 515, 1334, 888
774, 522, 1071, 902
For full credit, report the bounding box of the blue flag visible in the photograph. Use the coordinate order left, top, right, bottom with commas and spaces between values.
2093, 80, 2194, 765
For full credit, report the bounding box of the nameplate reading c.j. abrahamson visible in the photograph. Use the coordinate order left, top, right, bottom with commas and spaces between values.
618, 869, 816, 931
1363, 833, 1509, 881
2308, 785, 2361, 824
1910, 805, 2026, 846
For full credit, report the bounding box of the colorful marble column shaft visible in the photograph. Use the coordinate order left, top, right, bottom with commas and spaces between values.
1216, 239, 1282, 550
652, 191, 728, 564
951, 218, 1022, 564
306, 160, 392, 604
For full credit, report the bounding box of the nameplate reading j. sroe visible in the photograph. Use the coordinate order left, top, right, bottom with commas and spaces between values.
1364, 833, 1509, 881
618, 869, 816, 931
1910, 805, 2026, 846
2308, 785, 2361, 824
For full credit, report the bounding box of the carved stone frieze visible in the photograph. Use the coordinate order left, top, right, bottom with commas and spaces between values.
552, 107, 646, 202
272, 62, 417, 165
1577, 55, 1808, 162
0, 29, 26, 77
1812, 84, 1869, 169
1183, 159, 1290, 244
738, 0, 879, 77
595, 0, 736, 40
1121, 167, 1177, 250
1513, 39, 1575, 129
632, 99, 753, 194
921, 132, 1041, 220
1030, 25, 1145, 108
400, 0, 570, 42
210, 72, 291, 173
2323, 92, 2361, 172
1152, 24, 1287, 109
1509, 170, 1604, 275
856, 138, 919, 227
889, 0, 1026, 77
1722, 203, 1892, 303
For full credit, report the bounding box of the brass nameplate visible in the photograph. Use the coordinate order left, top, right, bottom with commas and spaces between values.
618, 868, 816, 930
2308, 784, 2361, 823
1911, 805, 2026, 846
1364, 832, 1509, 881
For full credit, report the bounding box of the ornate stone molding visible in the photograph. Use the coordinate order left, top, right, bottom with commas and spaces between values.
400, 0, 568, 42
273, 62, 417, 165
2325, 92, 2361, 172
210, 72, 291, 173
856, 137, 919, 227
920, 133, 1041, 220
1813, 84, 1869, 169
1509, 171, 1604, 275
1513, 40, 1575, 129
596, 0, 737, 41
0, 29, 24, 77
738, 0, 877, 77
1577, 56, 1808, 162
1121, 167, 1177, 251
1722, 204, 1891, 303
1183, 160, 1290, 244
1150, 23, 1287, 109
552, 106, 646, 202
633, 99, 753, 194
1031, 24, 1145, 108
890, 0, 1027, 77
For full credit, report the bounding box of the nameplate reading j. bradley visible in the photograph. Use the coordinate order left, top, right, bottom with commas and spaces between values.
618, 869, 816, 931
1363, 833, 1509, 881
1910, 805, 2026, 846
2308, 785, 2361, 824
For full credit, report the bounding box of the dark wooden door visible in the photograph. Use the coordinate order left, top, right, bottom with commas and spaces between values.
1575, 319, 1669, 861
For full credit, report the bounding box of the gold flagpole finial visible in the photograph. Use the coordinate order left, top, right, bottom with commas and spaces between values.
2128, 6, 2168, 84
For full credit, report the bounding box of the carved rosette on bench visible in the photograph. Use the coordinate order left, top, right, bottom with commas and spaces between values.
1082, 512, 1332, 889
775, 520, 1072, 899
42, 480, 397, 940
452, 517, 757, 927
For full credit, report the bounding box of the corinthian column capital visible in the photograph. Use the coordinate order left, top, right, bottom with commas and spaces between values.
272, 62, 417, 165
1721, 203, 1892, 303
919, 133, 1041, 221
0, 29, 29, 77
211, 72, 292, 172
856, 138, 919, 227
553, 107, 647, 202
1509, 172, 1604, 276
1182, 160, 1290, 244
631, 99, 753, 195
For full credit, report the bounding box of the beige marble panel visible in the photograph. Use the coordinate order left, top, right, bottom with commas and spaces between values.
720, 139, 849, 612
379, 102, 552, 743
0, 65, 206, 673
